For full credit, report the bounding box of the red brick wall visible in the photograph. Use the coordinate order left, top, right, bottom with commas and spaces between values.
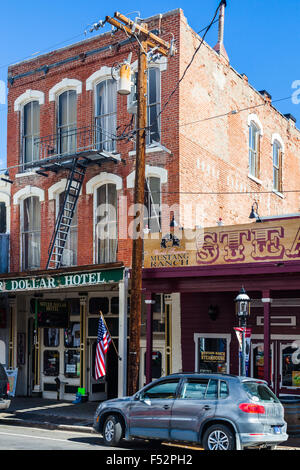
178, 11, 300, 229
6, 9, 300, 272
7, 11, 181, 272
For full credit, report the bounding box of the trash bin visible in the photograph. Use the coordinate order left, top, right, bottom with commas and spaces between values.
280, 395, 300, 436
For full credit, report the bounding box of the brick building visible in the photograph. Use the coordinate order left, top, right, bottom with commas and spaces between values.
2, 8, 300, 400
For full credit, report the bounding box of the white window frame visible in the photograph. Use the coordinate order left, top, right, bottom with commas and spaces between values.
86, 173, 122, 264
272, 133, 285, 195
21, 100, 40, 169
13, 186, 44, 270
20, 195, 41, 270
86, 67, 118, 155
194, 333, 231, 374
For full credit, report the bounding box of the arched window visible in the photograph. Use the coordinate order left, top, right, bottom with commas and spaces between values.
273, 140, 283, 193
249, 121, 260, 178
95, 79, 117, 153
57, 191, 78, 266
95, 183, 117, 264
22, 101, 40, 168
144, 176, 161, 232
21, 196, 41, 269
58, 90, 77, 154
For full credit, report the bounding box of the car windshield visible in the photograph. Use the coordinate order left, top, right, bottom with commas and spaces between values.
242, 382, 280, 403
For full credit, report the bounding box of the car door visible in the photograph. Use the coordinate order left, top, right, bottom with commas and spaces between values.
170, 377, 218, 443
128, 378, 180, 439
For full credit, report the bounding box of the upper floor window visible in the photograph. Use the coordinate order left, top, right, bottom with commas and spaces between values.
144, 176, 161, 232
22, 101, 40, 168
147, 67, 161, 145
21, 196, 40, 270
273, 140, 283, 193
248, 121, 260, 179
57, 191, 78, 266
0, 202, 6, 234
95, 183, 117, 264
95, 79, 117, 153
58, 90, 77, 155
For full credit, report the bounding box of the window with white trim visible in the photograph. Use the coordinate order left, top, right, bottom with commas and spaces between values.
273, 140, 283, 192
249, 121, 260, 178
57, 192, 78, 266
144, 176, 161, 232
95, 183, 117, 264
22, 101, 40, 168
95, 79, 117, 153
21, 196, 41, 270
58, 90, 77, 154
147, 67, 161, 145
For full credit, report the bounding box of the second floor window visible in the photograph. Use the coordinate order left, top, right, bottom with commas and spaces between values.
95, 79, 117, 153
273, 140, 283, 192
95, 183, 117, 264
21, 196, 40, 270
144, 176, 161, 232
57, 192, 78, 267
249, 121, 260, 179
22, 101, 40, 168
58, 90, 77, 154
147, 67, 161, 145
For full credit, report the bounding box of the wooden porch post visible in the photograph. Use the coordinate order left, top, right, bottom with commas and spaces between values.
262, 291, 272, 385
145, 292, 154, 385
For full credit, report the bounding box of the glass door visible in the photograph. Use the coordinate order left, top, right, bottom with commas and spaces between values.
279, 341, 300, 393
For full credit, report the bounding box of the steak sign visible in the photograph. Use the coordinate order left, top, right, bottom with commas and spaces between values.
144, 219, 300, 268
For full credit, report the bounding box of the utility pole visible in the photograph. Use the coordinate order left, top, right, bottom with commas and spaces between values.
105, 12, 173, 395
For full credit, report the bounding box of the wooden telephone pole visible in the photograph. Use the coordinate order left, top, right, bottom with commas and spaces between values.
105, 12, 173, 395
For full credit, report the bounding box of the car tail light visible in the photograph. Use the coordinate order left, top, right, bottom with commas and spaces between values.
239, 403, 265, 414
6, 382, 10, 395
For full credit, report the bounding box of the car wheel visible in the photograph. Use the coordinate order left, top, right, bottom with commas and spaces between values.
103, 415, 123, 446
203, 424, 235, 450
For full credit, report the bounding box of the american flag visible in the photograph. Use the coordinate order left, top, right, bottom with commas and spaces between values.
95, 316, 111, 380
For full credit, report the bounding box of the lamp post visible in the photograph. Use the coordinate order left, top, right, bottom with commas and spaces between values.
235, 287, 250, 376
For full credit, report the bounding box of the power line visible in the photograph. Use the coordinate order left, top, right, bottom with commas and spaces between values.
151, 0, 224, 131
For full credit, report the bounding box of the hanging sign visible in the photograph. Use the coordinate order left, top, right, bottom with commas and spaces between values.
5, 368, 18, 397
234, 327, 252, 376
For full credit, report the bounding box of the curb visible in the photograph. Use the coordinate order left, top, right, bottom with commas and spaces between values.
0, 416, 95, 434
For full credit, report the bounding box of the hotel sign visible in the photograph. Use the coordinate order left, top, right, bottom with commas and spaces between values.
0, 268, 124, 293
144, 219, 300, 268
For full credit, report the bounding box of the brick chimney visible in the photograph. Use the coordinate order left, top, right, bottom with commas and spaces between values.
213, 0, 229, 62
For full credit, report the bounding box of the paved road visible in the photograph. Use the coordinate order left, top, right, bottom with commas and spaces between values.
0, 424, 129, 450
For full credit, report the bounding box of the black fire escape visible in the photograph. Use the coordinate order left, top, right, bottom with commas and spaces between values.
27, 125, 120, 269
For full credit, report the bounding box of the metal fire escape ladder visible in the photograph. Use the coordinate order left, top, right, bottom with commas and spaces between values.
46, 158, 86, 269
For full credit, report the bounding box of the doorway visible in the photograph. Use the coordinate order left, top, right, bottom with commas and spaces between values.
251, 336, 300, 396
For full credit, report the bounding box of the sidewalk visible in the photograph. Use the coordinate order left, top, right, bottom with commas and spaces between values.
0, 396, 97, 433
0, 396, 300, 450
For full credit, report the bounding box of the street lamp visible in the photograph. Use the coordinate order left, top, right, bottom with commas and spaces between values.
235, 287, 251, 376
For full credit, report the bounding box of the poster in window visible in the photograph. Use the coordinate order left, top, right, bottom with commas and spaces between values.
37, 300, 69, 328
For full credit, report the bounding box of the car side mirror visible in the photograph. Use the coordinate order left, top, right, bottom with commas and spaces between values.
134, 393, 140, 401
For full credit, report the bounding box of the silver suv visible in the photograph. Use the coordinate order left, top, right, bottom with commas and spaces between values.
93, 373, 288, 450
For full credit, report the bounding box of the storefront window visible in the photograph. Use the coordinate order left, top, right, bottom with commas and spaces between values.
64, 349, 80, 378
43, 350, 59, 376
44, 328, 60, 347
64, 322, 80, 348
282, 344, 300, 388
196, 336, 228, 374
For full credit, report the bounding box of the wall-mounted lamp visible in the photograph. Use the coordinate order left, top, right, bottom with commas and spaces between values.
1, 169, 13, 185
208, 304, 219, 321
249, 201, 261, 222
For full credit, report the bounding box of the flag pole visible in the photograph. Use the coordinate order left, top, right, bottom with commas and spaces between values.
100, 311, 122, 361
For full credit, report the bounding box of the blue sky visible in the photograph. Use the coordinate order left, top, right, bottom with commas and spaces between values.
0, 0, 299, 169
